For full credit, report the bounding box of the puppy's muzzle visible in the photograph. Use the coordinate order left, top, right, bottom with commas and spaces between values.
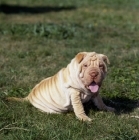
89, 70, 99, 79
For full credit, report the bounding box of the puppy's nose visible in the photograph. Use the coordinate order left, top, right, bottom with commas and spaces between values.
89, 71, 99, 78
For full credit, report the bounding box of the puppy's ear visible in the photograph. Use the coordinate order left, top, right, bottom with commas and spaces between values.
99, 54, 110, 65
75, 52, 87, 63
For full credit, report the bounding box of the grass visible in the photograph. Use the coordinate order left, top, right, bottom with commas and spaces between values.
0, 0, 139, 139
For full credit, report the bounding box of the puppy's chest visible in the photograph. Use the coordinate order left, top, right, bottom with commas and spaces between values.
80, 93, 92, 103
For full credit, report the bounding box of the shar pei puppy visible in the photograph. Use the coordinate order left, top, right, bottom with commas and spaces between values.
8, 52, 115, 121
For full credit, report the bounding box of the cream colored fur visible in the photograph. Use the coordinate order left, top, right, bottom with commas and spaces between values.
8, 52, 115, 121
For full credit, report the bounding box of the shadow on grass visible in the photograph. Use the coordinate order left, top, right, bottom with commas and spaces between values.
0, 4, 76, 14
84, 97, 139, 115
1, 94, 138, 116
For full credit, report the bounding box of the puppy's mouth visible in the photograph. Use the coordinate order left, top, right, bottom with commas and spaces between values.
88, 81, 99, 93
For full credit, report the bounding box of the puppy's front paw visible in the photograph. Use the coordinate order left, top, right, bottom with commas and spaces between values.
106, 106, 115, 112
77, 114, 92, 122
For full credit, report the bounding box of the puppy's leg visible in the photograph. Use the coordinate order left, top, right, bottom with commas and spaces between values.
92, 94, 115, 112
70, 91, 92, 122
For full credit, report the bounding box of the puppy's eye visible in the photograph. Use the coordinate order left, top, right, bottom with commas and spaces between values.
83, 64, 88, 67
99, 64, 104, 69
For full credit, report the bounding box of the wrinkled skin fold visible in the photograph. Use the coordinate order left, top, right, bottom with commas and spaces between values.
8, 52, 115, 121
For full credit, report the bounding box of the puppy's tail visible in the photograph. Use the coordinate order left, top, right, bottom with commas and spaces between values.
6, 96, 29, 102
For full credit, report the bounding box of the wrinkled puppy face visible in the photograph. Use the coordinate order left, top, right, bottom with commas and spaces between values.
76, 52, 110, 94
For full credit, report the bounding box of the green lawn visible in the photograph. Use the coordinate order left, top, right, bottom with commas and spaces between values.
0, 0, 139, 139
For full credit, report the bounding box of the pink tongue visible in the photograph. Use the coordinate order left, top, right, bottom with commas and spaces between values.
89, 82, 99, 93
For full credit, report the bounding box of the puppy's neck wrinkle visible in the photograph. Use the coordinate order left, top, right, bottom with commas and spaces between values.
62, 68, 70, 83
